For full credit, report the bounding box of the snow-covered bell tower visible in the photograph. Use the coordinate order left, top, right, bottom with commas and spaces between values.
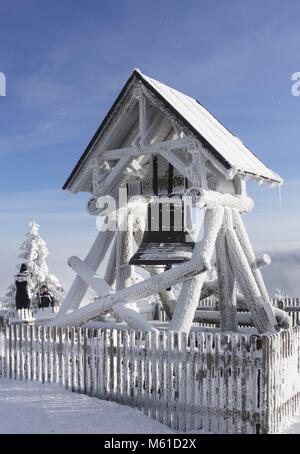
55, 69, 289, 335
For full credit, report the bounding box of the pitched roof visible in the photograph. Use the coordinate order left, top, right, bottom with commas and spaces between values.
63, 69, 282, 190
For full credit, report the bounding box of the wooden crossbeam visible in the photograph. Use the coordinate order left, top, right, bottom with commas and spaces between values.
196, 189, 254, 212
69, 93, 138, 193
159, 148, 192, 183
54, 242, 210, 327
100, 136, 196, 160
68, 256, 113, 297
56, 227, 114, 320
94, 156, 133, 197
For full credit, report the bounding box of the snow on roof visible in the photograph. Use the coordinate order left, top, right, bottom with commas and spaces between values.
63, 69, 282, 190
137, 70, 282, 185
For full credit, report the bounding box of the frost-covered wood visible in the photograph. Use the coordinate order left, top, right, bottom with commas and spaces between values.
197, 189, 254, 212
67, 256, 113, 297
170, 207, 224, 333
231, 210, 271, 304
60, 69, 283, 336
95, 156, 133, 197
112, 303, 157, 332
2, 324, 300, 434
57, 228, 114, 319
253, 253, 271, 269
193, 310, 252, 325
56, 247, 210, 327
104, 235, 116, 287
116, 208, 133, 290
100, 136, 196, 160
215, 215, 238, 331
146, 266, 176, 319
226, 226, 277, 334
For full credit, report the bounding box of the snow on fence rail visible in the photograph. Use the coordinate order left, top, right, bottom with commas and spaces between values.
9, 307, 59, 323
1, 323, 300, 433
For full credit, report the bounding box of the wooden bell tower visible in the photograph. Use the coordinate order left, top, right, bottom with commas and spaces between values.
55, 69, 287, 335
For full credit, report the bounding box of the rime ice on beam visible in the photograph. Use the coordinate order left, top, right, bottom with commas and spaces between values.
57, 68, 286, 335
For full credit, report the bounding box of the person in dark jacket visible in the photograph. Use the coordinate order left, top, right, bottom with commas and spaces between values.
15, 263, 31, 310
38, 285, 54, 308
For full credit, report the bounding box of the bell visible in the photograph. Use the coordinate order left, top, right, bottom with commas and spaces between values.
129, 200, 194, 267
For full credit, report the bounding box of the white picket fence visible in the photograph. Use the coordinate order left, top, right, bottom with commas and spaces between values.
1, 322, 300, 433
8, 307, 59, 324
271, 298, 300, 327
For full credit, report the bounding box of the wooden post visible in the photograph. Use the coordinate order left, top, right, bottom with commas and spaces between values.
104, 235, 117, 287
215, 209, 238, 331
146, 266, 176, 320
170, 207, 224, 333
116, 207, 133, 291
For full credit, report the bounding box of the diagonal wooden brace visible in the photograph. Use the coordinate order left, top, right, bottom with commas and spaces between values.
67, 256, 113, 297
57, 227, 114, 319
226, 224, 277, 334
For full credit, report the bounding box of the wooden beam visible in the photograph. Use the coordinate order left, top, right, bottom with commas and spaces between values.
113, 302, 157, 332
159, 148, 192, 183
226, 224, 277, 334
233, 175, 247, 196
196, 189, 254, 212
194, 310, 252, 326
55, 236, 214, 326
69, 93, 138, 193
139, 92, 148, 141
104, 235, 117, 287
169, 207, 224, 333
231, 210, 271, 303
94, 156, 133, 197
56, 227, 114, 319
68, 256, 113, 296
146, 265, 177, 320
116, 208, 133, 290
199, 279, 218, 301
98, 111, 168, 199
215, 210, 238, 332
101, 136, 196, 160
187, 145, 207, 189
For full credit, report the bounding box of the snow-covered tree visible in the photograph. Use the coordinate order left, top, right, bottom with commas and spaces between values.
1, 221, 64, 310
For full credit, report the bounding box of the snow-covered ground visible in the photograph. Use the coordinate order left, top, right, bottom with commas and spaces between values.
0, 378, 298, 434
0, 379, 172, 434
282, 414, 300, 434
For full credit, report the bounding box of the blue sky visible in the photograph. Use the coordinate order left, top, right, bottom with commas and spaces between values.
1, 0, 300, 296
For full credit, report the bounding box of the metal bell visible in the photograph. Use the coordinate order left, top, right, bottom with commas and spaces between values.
129, 201, 194, 267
